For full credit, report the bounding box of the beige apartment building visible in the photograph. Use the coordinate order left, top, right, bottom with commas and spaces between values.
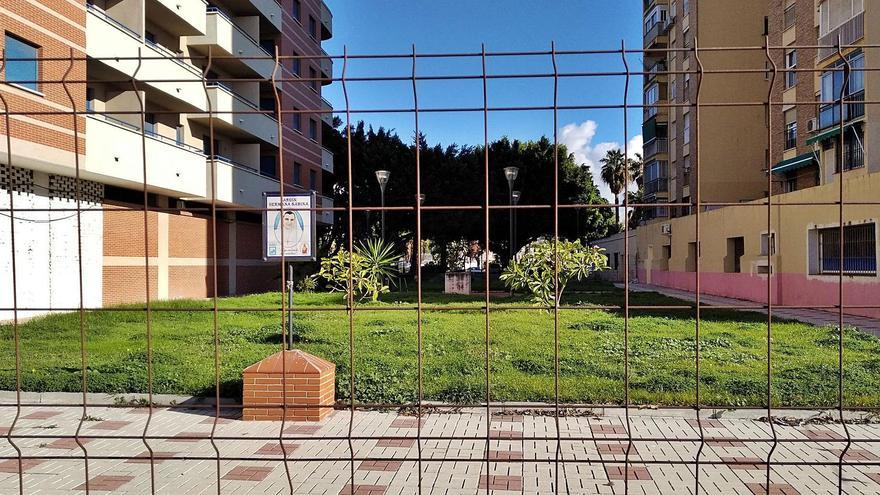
1, 0, 335, 319
636, 0, 880, 319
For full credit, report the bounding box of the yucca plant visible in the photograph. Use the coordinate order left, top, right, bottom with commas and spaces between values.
314, 238, 400, 302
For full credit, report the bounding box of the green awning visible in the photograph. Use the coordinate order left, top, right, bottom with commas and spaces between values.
805, 119, 863, 145
771, 152, 817, 174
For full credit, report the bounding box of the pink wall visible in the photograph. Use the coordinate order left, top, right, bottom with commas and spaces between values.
639, 269, 880, 319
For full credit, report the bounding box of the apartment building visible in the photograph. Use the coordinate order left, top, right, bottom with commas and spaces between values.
642, 0, 769, 220
634, 0, 880, 319
0, 0, 334, 319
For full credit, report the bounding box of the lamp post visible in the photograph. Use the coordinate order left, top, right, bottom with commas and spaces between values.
511, 190, 521, 260
375, 170, 390, 240
503, 166, 519, 263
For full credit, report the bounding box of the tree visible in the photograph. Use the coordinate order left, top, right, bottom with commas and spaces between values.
628, 152, 644, 188
500, 239, 609, 308
600, 149, 628, 226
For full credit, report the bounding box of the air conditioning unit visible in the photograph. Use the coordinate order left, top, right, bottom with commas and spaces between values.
661, 223, 672, 235
807, 118, 818, 133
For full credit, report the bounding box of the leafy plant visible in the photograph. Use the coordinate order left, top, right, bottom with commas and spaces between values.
295, 277, 317, 293
500, 238, 608, 308
314, 238, 400, 302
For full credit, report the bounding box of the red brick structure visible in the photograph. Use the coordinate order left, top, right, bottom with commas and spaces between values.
242, 350, 335, 422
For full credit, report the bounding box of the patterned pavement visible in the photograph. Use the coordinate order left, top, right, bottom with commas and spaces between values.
1, 404, 880, 494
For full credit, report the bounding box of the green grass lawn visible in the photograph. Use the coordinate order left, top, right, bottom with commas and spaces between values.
2, 284, 879, 408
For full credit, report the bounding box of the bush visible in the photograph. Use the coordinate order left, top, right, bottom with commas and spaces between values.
314, 238, 400, 302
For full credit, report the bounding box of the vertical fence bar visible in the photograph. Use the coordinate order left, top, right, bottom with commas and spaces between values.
411, 43, 424, 495
763, 35, 779, 493
480, 43, 492, 494
550, 41, 562, 495
692, 37, 705, 494
835, 40, 853, 495
0, 51, 25, 495
620, 39, 633, 495
128, 46, 157, 494
61, 46, 90, 495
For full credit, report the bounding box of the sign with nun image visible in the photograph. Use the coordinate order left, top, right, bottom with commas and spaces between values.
263, 192, 316, 261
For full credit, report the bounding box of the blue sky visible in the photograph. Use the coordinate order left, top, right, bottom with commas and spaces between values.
321, 1, 645, 199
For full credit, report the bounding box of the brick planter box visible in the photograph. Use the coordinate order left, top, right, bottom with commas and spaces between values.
242, 350, 335, 422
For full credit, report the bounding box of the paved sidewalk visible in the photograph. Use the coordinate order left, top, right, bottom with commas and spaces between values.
2, 404, 880, 494
620, 283, 880, 337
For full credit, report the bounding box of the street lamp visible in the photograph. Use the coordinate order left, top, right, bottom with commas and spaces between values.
375, 170, 390, 240
418, 193, 426, 206
511, 190, 521, 260
503, 167, 519, 262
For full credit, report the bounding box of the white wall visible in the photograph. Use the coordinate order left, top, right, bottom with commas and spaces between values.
0, 172, 103, 322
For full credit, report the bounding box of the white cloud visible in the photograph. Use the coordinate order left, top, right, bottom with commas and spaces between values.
559, 120, 643, 201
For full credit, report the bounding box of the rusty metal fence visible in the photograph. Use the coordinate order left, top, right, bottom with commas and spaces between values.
1, 36, 879, 494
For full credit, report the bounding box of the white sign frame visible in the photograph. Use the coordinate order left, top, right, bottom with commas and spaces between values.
262, 192, 317, 262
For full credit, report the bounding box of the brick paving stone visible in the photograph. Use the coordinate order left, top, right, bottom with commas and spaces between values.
0, 427, 10, 435
687, 419, 723, 428
489, 429, 523, 439
200, 416, 233, 424
168, 431, 211, 442
720, 456, 765, 470
591, 425, 628, 435
88, 420, 131, 430
598, 442, 639, 455
605, 465, 653, 481
222, 465, 274, 481
358, 460, 402, 472
488, 450, 524, 460
479, 474, 524, 491
867, 473, 880, 484
376, 438, 416, 448
284, 424, 322, 435
0, 458, 45, 473
706, 437, 747, 447
22, 410, 61, 420
254, 441, 300, 456
493, 414, 524, 423
745, 482, 801, 495
802, 429, 845, 441
339, 484, 387, 495
827, 448, 880, 461
46, 437, 94, 449
74, 475, 134, 491
390, 417, 425, 428
124, 451, 177, 464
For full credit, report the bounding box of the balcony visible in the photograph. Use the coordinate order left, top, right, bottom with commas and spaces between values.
321, 147, 334, 174
643, 137, 668, 158
819, 12, 864, 61
190, 83, 279, 146
249, 0, 283, 32
320, 1, 333, 40
85, 114, 209, 199
645, 177, 669, 196
646, 61, 667, 83
211, 155, 281, 207
318, 195, 334, 224
86, 4, 206, 111
643, 20, 668, 48
320, 98, 334, 126
187, 8, 274, 80
147, 0, 207, 36
319, 48, 333, 84
818, 90, 865, 130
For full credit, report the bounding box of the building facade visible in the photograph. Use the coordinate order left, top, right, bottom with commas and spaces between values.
635, 0, 879, 319
1, 0, 334, 320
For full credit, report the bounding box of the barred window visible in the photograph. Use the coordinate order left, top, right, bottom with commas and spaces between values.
819, 223, 876, 275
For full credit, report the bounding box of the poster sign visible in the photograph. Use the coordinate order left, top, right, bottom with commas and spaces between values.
263, 192, 316, 261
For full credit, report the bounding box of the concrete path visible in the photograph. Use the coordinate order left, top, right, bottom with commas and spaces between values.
620, 283, 880, 337
1, 403, 880, 494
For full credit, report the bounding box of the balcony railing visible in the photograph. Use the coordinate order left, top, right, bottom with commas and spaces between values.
643, 137, 668, 157
206, 82, 275, 120
818, 90, 864, 130
818, 12, 864, 61
645, 177, 669, 195
643, 20, 667, 48
88, 111, 204, 155
646, 61, 667, 82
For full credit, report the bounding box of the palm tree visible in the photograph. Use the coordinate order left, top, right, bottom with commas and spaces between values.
600, 149, 628, 225
628, 153, 644, 188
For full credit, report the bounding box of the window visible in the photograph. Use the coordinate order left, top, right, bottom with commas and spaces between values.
819, 51, 864, 129
760, 233, 776, 256
292, 0, 301, 22
785, 50, 797, 88
86, 87, 94, 112
784, 4, 797, 30
309, 16, 317, 39
670, 80, 677, 102
5, 34, 39, 92
683, 0, 690, 15
784, 121, 797, 150
294, 162, 302, 185
613, 253, 620, 271
670, 1, 677, 19
309, 169, 317, 190
176, 125, 184, 146
644, 84, 660, 118
819, 0, 864, 36
309, 67, 318, 92
783, 176, 797, 193
682, 156, 691, 177
683, 113, 690, 144
818, 223, 876, 275
260, 155, 277, 178
683, 74, 690, 96
293, 108, 302, 132
292, 52, 301, 77
725, 237, 745, 273
644, 5, 667, 34
309, 119, 318, 141
838, 126, 864, 172
144, 113, 157, 136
